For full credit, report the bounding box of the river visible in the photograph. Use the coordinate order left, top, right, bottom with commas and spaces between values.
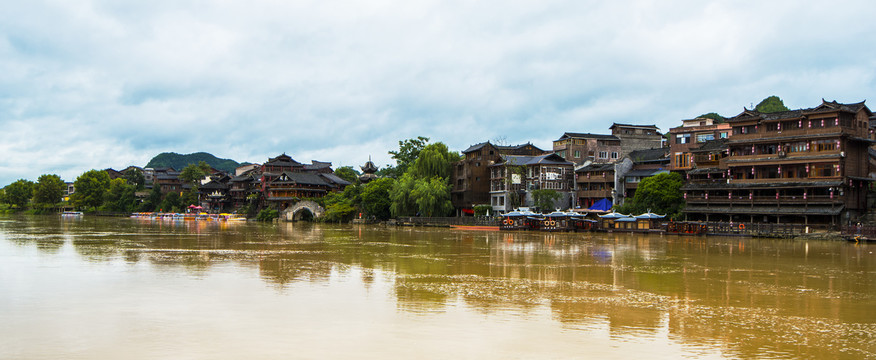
0, 215, 873, 359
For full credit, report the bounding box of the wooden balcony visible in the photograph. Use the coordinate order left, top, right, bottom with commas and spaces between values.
578, 189, 612, 198
686, 195, 842, 205
729, 127, 845, 142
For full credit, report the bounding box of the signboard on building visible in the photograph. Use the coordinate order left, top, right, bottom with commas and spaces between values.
511, 174, 522, 184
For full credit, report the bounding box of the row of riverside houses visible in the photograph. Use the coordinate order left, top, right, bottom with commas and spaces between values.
451, 124, 666, 216
105, 153, 350, 214
452, 99, 876, 229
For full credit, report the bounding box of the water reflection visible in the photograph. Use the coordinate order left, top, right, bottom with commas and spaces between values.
1, 215, 874, 358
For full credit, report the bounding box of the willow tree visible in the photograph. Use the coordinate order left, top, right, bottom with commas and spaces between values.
412, 176, 453, 217
410, 142, 461, 179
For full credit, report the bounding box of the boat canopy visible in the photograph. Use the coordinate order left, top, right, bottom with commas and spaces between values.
598, 212, 630, 219
634, 212, 665, 219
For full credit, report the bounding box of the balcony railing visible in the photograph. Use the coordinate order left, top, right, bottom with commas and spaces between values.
578, 190, 612, 198
729, 126, 845, 141
685, 194, 842, 205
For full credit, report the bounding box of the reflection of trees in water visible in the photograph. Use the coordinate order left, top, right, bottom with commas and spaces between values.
258, 257, 336, 287
5, 216, 874, 358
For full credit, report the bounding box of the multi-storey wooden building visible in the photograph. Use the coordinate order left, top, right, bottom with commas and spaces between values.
610, 123, 664, 159
260, 154, 350, 210
488, 153, 575, 213
451, 141, 545, 214
682, 100, 873, 227
668, 118, 731, 171
552, 132, 621, 165
575, 163, 615, 210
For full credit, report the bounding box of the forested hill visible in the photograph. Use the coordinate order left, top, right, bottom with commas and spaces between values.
145, 152, 249, 173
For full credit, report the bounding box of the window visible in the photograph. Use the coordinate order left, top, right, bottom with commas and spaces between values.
696, 134, 714, 143
676, 134, 691, 144
719, 132, 728, 139
574, 150, 581, 158
611, 152, 618, 159
599, 151, 608, 159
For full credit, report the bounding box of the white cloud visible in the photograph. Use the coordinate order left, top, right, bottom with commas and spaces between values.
1, 0, 875, 185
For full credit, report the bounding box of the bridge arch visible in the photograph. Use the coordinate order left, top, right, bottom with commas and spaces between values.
282, 200, 325, 222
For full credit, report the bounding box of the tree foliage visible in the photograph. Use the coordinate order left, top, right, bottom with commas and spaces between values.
102, 178, 137, 212
410, 142, 461, 179
124, 168, 146, 190
3, 179, 34, 208
531, 189, 561, 212
360, 178, 394, 220
388, 136, 429, 176
411, 176, 453, 217
158, 191, 181, 213
33, 174, 66, 207
334, 166, 360, 185
179, 161, 212, 186
697, 112, 726, 123
146, 152, 244, 174
389, 173, 418, 217
755, 95, 790, 113
72, 170, 111, 209
615, 172, 684, 219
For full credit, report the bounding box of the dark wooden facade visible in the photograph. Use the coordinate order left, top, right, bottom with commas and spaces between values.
682, 100, 873, 227
451, 142, 545, 214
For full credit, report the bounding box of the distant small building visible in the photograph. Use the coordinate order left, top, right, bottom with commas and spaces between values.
488, 153, 575, 213
668, 118, 731, 171
552, 132, 621, 165
359, 157, 380, 184
259, 154, 350, 211
451, 141, 546, 215
610, 123, 664, 159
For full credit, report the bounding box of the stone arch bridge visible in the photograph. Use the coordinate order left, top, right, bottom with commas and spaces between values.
281, 200, 325, 221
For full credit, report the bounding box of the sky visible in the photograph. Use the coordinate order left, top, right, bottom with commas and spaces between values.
2, 0, 876, 185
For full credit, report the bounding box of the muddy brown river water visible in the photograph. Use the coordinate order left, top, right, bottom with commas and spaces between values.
0, 215, 873, 359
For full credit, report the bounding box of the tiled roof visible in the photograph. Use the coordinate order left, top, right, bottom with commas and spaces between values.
555, 132, 619, 141
270, 172, 329, 186
691, 138, 729, 152
727, 100, 870, 123
497, 153, 573, 167
576, 163, 614, 173
627, 148, 668, 162
609, 123, 659, 130
319, 173, 351, 187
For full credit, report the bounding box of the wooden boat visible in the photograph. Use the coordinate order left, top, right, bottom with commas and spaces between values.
666, 221, 708, 235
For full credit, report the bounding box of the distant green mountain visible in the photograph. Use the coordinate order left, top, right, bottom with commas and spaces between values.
145, 152, 250, 173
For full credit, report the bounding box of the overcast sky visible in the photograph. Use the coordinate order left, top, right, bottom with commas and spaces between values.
2, 0, 875, 185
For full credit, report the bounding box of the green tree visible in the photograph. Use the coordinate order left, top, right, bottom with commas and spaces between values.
124, 168, 146, 190
531, 189, 561, 212
411, 177, 453, 217
158, 191, 182, 213
616, 172, 684, 219
473, 204, 492, 216
102, 178, 137, 212
360, 178, 394, 220
388, 136, 429, 176
320, 192, 358, 223
410, 142, 461, 179
139, 185, 162, 212
389, 173, 418, 217
33, 174, 66, 207
4, 179, 35, 208
755, 95, 790, 113
72, 170, 111, 209
334, 166, 360, 185
697, 112, 726, 123
179, 161, 211, 186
